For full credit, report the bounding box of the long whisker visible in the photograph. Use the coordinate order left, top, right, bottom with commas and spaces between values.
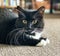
6, 28, 23, 44
14, 30, 24, 45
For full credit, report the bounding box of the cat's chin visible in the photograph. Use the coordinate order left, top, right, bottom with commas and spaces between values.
36, 38, 50, 47
26, 32, 43, 40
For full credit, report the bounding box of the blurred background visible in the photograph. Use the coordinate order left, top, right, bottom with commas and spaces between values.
0, 0, 60, 14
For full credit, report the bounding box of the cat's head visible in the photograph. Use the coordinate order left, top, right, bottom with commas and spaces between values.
15, 6, 45, 32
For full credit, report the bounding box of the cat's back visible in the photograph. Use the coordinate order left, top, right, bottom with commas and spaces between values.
0, 8, 18, 43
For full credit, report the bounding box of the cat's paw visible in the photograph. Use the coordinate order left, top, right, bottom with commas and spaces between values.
36, 38, 50, 47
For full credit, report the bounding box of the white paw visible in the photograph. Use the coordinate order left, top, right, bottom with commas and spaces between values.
36, 38, 50, 47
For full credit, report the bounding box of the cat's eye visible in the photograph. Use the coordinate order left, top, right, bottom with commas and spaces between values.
22, 20, 27, 24
32, 20, 37, 24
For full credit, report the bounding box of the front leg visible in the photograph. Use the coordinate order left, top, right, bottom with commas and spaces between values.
30, 32, 50, 46
26, 31, 50, 46
36, 37, 50, 46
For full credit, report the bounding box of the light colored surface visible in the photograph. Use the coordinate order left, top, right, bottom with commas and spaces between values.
0, 18, 60, 56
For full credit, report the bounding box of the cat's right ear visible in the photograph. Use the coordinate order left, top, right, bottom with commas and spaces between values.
16, 6, 24, 12
15, 6, 25, 18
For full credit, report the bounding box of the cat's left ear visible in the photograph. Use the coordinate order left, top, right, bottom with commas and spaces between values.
37, 6, 45, 14
34, 6, 45, 16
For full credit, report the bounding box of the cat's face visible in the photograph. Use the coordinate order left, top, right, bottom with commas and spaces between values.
15, 6, 45, 33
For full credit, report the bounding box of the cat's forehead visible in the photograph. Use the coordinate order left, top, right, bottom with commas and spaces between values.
19, 9, 43, 20
24, 9, 37, 12
23, 9, 37, 18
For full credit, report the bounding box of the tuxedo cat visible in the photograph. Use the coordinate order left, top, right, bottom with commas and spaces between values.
6, 6, 50, 46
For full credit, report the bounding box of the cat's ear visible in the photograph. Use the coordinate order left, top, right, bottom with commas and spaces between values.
16, 6, 24, 12
34, 6, 45, 17
15, 6, 25, 18
37, 6, 45, 14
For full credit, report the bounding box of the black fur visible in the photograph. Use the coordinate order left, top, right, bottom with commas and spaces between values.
0, 6, 45, 46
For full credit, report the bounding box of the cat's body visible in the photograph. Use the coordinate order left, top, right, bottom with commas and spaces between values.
0, 8, 17, 44
0, 6, 50, 46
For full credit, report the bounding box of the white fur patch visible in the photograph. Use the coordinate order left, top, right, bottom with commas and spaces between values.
36, 38, 50, 46
26, 32, 43, 40
31, 32, 43, 39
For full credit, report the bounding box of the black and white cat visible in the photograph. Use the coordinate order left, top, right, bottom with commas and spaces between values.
6, 6, 50, 46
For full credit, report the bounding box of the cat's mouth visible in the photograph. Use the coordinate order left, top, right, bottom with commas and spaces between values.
24, 28, 43, 39
25, 31, 35, 36
24, 30, 36, 38
25, 28, 43, 36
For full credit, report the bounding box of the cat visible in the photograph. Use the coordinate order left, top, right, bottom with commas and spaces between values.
6, 6, 50, 46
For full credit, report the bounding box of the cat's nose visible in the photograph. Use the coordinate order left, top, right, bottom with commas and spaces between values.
28, 23, 32, 29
